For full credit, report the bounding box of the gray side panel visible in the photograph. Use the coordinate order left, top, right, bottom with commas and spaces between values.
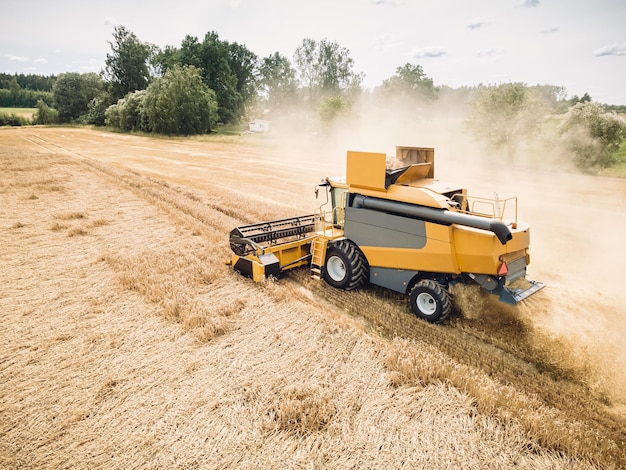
344, 207, 427, 249
370, 267, 419, 294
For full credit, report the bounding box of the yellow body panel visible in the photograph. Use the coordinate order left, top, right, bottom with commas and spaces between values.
231, 236, 313, 282
229, 253, 269, 282
395, 163, 433, 183
346, 151, 387, 191
251, 259, 266, 282
264, 236, 313, 269
453, 223, 530, 274
356, 184, 450, 209
354, 221, 530, 277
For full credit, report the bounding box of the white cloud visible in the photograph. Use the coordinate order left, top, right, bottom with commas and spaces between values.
477, 48, 506, 58
104, 17, 117, 26
373, 33, 402, 51
539, 26, 559, 35
79, 60, 99, 71
518, 0, 540, 7
372, 0, 405, 6
33, 58, 48, 64
5, 54, 28, 62
467, 18, 492, 30
412, 46, 447, 58
594, 43, 626, 56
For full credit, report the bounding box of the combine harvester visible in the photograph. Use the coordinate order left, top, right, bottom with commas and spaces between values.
228, 146, 544, 323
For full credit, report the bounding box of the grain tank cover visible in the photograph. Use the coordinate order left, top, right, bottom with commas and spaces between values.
395, 146, 435, 177
346, 151, 388, 191
346, 147, 436, 192
390, 163, 433, 185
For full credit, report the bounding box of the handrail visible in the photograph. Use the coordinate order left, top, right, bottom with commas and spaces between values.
451, 193, 518, 224
314, 207, 344, 237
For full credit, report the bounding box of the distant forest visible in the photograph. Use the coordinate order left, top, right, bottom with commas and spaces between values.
0, 73, 54, 107
0, 73, 55, 91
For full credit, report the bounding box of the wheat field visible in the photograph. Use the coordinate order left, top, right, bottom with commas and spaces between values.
0, 127, 624, 469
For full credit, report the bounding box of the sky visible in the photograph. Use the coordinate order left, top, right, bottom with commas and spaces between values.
1, 0, 625, 104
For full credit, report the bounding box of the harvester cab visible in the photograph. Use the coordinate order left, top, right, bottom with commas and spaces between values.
228, 145, 544, 323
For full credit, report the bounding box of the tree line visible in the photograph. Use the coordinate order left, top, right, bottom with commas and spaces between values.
0, 73, 55, 91
1, 25, 624, 171
0, 25, 445, 130
0, 74, 53, 107
465, 83, 626, 169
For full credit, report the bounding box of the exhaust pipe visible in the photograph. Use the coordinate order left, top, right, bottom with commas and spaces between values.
352, 195, 513, 245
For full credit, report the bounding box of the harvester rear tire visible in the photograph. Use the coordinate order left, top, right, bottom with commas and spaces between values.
323, 240, 367, 290
409, 279, 452, 323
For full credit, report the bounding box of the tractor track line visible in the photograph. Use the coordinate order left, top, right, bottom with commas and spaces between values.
24, 133, 258, 229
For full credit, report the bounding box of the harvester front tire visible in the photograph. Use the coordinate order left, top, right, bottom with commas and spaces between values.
323, 240, 367, 290
409, 279, 452, 323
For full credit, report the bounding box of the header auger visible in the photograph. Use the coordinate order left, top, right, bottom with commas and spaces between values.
227, 146, 544, 323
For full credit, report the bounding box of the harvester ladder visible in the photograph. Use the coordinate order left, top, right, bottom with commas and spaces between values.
310, 237, 326, 280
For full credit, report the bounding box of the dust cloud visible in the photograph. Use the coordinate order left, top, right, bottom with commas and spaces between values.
269, 93, 626, 408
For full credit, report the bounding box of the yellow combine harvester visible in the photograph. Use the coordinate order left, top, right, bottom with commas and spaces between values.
228, 146, 544, 323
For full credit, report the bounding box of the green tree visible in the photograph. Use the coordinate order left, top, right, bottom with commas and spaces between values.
53, 72, 104, 122
104, 25, 152, 101
0, 73, 55, 91
465, 83, 547, 160
199, 32, 240, 123
104, 90, 146, 131
317, 39, 362, 96
0, 75, 53, 107
259, 52, 298, 112
152, 32, 258, 124
573, 92, 592, 104
85, 96, 109, 125
0, 112, 29, 127
319, 95, 351, 124
179, 35, 203, 70
294, 38, 363, 104
170, 32, 240, 123
0, 88, 53, 107
381, 63, 437, 102
33, 98, 58, 125
294, 38, 317, 102
8, 77, 21, 99
120, 90, 147, 131
560, 102, 626, 169
153, 45, 181, 75
140, 65, 218, 135
104, 101, 121, 129
228, 42, 259, 120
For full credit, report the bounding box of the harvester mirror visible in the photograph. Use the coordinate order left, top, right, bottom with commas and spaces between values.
315, 181, 330, 201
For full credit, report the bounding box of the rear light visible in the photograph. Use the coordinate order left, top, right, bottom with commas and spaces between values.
498, 260, 508, 276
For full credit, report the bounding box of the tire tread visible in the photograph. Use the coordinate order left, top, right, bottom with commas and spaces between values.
409, 279, 452, 323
